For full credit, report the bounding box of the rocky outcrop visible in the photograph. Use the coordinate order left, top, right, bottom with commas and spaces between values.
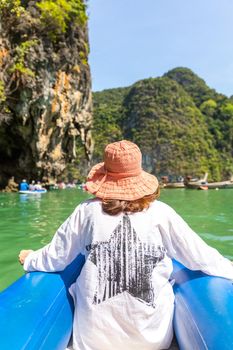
0, 0, 93, 187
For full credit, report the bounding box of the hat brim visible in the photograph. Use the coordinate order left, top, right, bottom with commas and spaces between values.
86, 162, 159, 200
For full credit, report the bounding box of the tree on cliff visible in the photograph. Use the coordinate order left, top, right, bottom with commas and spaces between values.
0, 0, 93, 187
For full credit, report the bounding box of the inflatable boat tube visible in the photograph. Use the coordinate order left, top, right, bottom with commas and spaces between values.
0, 257, 233, 349
19, 189, 47, 194
171, 261, 233, 350
0, 254, 85, 350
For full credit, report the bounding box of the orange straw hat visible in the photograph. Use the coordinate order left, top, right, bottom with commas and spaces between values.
86, 140, 159, 200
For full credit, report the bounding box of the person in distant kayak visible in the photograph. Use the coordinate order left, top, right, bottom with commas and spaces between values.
19, 179, 29, 191
34, 181, 42, 190
19, 140, 233, 350
29, 180, 36, 191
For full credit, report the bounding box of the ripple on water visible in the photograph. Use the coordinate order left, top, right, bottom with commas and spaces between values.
202, 232, 233, 244
215, 214, 227, 223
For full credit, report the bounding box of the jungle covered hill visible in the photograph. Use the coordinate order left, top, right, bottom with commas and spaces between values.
93, 67, 233, 181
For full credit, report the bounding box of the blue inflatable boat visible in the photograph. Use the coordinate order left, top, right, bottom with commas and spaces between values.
0, 256, 233, 350
19, 189, 47, 194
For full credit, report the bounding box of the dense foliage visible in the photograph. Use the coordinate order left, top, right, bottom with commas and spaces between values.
92, 88, 128, 161
163, 67, 220, 107
93, 68, 233, 181
37, 0, 87, 39
0, 0, 87, 39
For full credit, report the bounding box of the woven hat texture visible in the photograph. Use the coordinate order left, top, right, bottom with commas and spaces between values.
86, 140, 158, 200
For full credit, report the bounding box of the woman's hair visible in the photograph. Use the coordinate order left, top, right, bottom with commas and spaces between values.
102, 187, 160, 216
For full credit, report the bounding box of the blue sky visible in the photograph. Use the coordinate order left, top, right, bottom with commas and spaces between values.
88, 0, 233, 96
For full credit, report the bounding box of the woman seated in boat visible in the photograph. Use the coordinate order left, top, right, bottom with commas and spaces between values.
19, 140, 233, 350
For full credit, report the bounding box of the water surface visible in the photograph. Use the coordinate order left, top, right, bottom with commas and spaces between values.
0, 188, 232, 291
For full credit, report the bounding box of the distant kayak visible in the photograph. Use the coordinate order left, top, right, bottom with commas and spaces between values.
19, 189, 47, 194
197, 185, 208, 190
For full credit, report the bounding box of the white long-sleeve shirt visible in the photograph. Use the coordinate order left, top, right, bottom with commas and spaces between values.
24, 199, 233, 350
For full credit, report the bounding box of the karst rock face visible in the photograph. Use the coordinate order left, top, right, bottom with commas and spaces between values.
0, 0, 93, 187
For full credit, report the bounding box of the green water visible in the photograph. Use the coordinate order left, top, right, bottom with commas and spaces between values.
0, 188, 232, 291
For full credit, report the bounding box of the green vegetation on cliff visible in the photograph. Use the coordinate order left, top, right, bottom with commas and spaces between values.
93, 68, 233, 181
163, 67, 220, 107
93, 88, 128, 161
37, 0, 87, 39
0, 0, 87, 39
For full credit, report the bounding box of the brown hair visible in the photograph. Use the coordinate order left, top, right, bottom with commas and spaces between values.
102, 188, 160, 216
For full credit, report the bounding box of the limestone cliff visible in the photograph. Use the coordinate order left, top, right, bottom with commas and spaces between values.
0, 0, 93, 187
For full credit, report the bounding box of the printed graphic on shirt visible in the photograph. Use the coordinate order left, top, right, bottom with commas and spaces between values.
86, 214, 165, 307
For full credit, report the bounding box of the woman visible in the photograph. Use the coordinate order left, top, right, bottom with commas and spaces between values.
19, 140, 233, 350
